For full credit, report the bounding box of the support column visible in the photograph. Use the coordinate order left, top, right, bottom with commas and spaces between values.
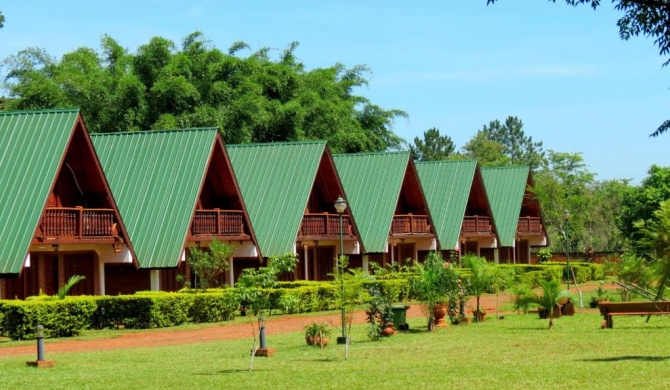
0, 279, 4, 299
57, 253, 65, 288
228, 257, 235, 287
493, 248, 499, 265
99, 261, 106, 296
362, 254, 369, 273
150, 270, 160, 291
303, 245, 309, 281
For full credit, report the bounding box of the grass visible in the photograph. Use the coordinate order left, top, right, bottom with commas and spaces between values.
2, 310, 670, 389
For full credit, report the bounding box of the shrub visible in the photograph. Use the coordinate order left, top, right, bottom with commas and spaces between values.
190, 290, 238, 322
93, 294, 191, 329
0, 297, 97, 340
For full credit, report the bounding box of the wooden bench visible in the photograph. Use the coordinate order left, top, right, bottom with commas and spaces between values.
598, 301, 670, 328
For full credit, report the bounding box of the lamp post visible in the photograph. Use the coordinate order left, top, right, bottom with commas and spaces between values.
563, 210, 571, 291
334, 196, 348, 345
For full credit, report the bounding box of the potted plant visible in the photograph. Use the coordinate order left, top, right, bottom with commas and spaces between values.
520, 279, 572, 329
412, 252, 459, 331
462, 255, 494, 323
470, 306, 487, 322
304, 321, 331, 348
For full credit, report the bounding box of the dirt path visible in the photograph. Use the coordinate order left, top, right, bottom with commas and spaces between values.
0, 284, 606, 358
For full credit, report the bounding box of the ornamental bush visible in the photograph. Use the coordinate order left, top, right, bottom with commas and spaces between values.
0, 297, 97, 340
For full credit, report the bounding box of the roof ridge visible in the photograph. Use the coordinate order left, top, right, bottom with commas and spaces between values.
333, 150, 409, 157
481, 165, 530, 170
415, 159, 477, 165
0, 108, 80, 116
90, 128, 218, 137
227, 140, 326, 148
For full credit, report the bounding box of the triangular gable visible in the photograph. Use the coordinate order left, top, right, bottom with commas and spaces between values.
481, 166, 531, 247
0, 109, 79, 274
92, 129, 217, 268
0, 109, 134, 274
416, 160, 477, 250
333, 152, 409, 253
227, 142, 326, 257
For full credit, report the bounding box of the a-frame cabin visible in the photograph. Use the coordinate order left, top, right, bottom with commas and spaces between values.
416, 160, 499, 262
227, 141, 361, 281
481, 166, 548, 263
333, 152, 438, 270
91, 128, 258, 293
0, 109, 134, 299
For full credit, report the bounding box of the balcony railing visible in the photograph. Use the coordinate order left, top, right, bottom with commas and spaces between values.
299, 213, 353, 237
191, 209, 246, 236
40, 207, 117, 238
391, 214, 431, 235
461, 216, 493, 235
517, 216, 543, 235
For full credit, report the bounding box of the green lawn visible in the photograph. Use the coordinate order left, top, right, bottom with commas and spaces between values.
2, 310, 670, 389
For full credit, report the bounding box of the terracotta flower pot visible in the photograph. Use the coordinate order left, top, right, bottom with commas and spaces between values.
306, 336, 329, 347
381, 323, 395, 337
433, 303, 448, 327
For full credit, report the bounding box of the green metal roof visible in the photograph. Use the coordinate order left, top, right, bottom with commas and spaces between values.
226, 142, 327, 257
415, 160, 477, 250
333, 152, 410, 253
0, 109, 80, 274
91, 129, 217, 268
481, 166, 530, 247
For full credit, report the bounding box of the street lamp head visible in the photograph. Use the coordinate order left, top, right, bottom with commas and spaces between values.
563, 210, 570, 221
334, 196, 347, 214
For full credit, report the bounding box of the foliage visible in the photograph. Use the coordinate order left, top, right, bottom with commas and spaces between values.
519, 279, 572, 329
1, 34, 407, 152
304, 321, 331, 338
477, 116, 545, 169
458, 130, 510, 166
533, 150, 596, 253
537, 248, 552, 262
613, 253, 655, 302
633, 199, 670, 299
511, 283, 532, 314
187, 239, 236, 290
93, 294, 192, 329
412, 252, 459, 330
332, 256, 372, 338
235, 252, 298, 315
461, 255, 498, 321
619, 165, 670, 254
189, 290, 239, 322
364, 282, 394, 340
0, 11, 4, 28
57, 274, 86, 299
0, 297, 97, 340
409, 127, 455, 161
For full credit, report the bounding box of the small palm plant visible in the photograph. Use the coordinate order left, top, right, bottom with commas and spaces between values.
57, 275, 86, 299
520, 279, 571, 329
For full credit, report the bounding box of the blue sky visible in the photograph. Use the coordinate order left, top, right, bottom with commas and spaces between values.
1, 1, 668, 184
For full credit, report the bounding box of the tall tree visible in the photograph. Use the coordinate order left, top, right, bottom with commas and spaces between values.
479, 116, 545, 169
458, 131, 510, 166
409, 127, 455, 161
0, 11, 4, 28
486, 1, 670, 137
619, 165, 670, 253
533, 150, 595, 253
1, 33, 406, 152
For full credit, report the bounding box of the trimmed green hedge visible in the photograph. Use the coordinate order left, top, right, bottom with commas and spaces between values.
0, 297, 97, 340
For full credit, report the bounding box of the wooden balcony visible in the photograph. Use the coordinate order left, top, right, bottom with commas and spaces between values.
39, 207, 118, 239
299, 213, 353, 238
516, 216, 544, 235
461, 216, 493, 236
390, 214, 431, 235
190, 209, 247, 237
